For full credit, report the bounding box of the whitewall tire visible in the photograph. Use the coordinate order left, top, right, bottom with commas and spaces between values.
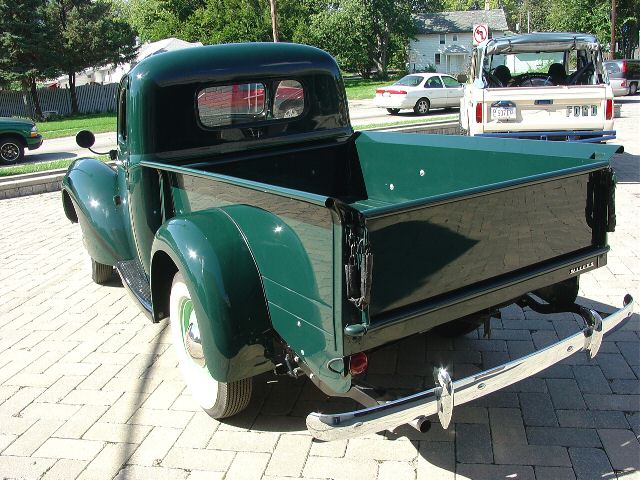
170, 272, 252, 418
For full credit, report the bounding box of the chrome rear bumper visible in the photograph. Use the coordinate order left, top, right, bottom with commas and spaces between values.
307, 295, 634, 441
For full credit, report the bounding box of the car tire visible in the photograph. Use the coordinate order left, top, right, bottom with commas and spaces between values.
413, 98, 430, 115
386, 108, 400, 115
91, 257, 114, 284
170, 272, 252, 419
0, 137, 25, 164
629, 83, 638, 95
458, 121, 468, 136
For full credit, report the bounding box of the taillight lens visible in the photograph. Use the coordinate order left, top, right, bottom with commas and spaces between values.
475, 102, 483, 123
606, 99, 613, 120
387, 89, 407, 95
349, 352, 368, 375
375, 89, 385, 94
621, 61, 627, 74
621, 80, 626, 87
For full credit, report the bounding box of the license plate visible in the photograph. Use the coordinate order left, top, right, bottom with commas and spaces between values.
491, 106, 516, 120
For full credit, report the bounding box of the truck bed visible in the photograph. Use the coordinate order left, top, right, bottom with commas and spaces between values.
156, 133, 619, 365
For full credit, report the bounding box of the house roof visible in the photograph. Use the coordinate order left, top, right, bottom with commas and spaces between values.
414, 9, 508, 34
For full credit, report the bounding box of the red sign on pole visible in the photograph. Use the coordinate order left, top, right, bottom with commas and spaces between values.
473, 23, 489, 45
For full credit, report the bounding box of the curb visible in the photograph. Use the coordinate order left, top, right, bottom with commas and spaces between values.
0, 122, 457, 201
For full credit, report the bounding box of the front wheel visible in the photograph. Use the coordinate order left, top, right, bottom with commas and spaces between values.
386, 108, 400, 115
0, 137, 24, 164
170, 272, 252, 419
413, 98, 430, 115
91, 258, 113, 284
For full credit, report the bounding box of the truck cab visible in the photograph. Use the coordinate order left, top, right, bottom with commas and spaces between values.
460, 32, 615, 142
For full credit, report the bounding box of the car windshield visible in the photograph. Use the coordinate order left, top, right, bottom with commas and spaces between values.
395, 75, 424, 87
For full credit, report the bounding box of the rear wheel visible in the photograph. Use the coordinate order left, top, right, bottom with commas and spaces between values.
413, 98, 430, 115
0, 137, 24, 164
170, 272, 252, 418
386, 108, 400, 115
629, 83, 638, 95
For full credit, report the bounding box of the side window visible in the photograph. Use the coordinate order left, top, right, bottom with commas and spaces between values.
273, 80, 304, 119
441, 76, 460, 87
452, 34, 458, 42
117, 86, 127, 140
435, 53, 441, 65
439, 34, 446, 45
425, 76, 443, 88
197, 83, 266, 127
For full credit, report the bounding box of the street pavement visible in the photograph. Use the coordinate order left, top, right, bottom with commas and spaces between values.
0, 99, 638, 479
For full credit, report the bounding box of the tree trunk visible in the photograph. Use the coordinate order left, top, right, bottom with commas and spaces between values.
68, 71, 78, 114
21, 79, 34, 119
28, 77, 43, 119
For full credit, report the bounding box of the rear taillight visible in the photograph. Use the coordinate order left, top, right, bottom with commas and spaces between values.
621, 61, 627, 74
375, 89, 385, 94
475, 102, 483, 123
349, 352, 368, 375
621, 80, 626, 87
387, 89, 407, 95
606, 99, 613, 120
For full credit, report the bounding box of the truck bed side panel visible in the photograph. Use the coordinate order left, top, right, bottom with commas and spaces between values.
167, 171, 350, 392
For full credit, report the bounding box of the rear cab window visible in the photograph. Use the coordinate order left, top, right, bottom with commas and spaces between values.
197, 79, 304, 128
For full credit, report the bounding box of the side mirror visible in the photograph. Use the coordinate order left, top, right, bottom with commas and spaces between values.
76, 130, 95, 149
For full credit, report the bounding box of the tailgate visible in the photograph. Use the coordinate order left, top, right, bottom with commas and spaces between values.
346, 133, 620, 330
481, 85, 608, 132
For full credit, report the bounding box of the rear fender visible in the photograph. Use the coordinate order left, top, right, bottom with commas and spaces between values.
150, 210, 274, 383
61, 158, 134, 265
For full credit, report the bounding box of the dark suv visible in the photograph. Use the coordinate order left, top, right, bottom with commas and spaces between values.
605, 59, 640, 96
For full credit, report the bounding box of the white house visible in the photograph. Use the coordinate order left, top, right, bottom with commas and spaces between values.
55, 37, 203, 88
410, 9, 509, 76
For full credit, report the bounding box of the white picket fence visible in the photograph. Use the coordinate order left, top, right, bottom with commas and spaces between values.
0, 83, 118, 118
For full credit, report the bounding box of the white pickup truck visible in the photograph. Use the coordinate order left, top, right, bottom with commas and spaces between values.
460, 32, 615, 142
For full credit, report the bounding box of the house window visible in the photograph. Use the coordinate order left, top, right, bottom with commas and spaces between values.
439, 34, 446, 45
435, 53, 441, 65
453, 34, 458, 42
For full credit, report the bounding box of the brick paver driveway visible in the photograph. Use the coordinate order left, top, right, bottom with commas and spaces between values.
1, 102, 638, 480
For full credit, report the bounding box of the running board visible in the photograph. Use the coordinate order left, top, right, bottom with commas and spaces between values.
115, 259, 153, 320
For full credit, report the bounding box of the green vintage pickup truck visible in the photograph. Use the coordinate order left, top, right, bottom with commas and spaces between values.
61, 43, 634, 441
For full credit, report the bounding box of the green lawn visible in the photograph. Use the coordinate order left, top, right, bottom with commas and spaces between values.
38, 113, 116, 140
344, 75, 403, 100
0, 155, 109, 177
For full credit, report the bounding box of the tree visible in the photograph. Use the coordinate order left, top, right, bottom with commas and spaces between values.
295, 0, 417, 78
46, 0, 137, 114
0, 0, 50, 117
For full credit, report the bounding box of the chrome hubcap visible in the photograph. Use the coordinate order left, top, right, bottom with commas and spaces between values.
1, 143, 19, 162
181, 299, 205, 367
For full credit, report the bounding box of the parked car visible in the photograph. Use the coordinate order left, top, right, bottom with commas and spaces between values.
605, 59, 640, 96
0, 117, 43, 164
61, 43, 634, 441
460, 33, 615, 142
373, 73, 463, 115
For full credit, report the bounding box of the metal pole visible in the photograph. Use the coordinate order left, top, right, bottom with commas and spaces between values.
270, 0, 279, 42
610, 0, 616, 59
527, 11, 530, 33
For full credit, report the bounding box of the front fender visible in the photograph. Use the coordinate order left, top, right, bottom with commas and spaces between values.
62, 158, 134, 265
151, 209, 273, 383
